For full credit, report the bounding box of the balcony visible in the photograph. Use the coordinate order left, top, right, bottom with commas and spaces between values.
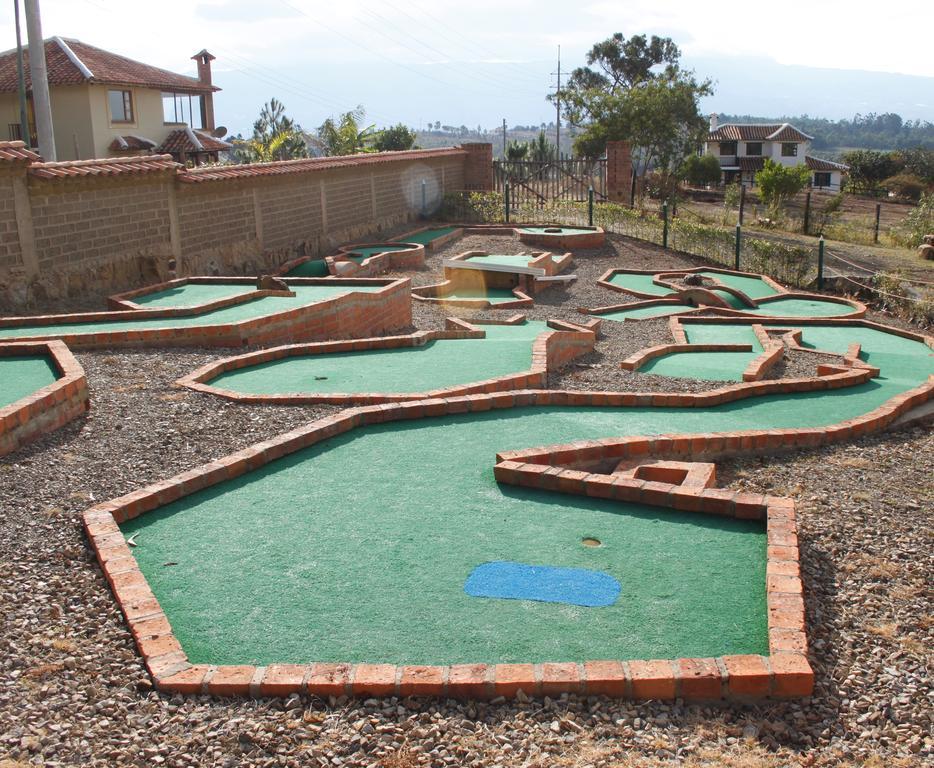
718, 155, 738, 167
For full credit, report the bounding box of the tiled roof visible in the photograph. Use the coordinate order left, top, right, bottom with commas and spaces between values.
708, 123, 812, 143
28, 155, 180, 180
178, 147, 468, 183
0, 38, 217, 94
805, 155, 849, 172
737, 156, 766, 171
0, 140, 41, 163
157, 128, 232, 155
108, 135, 158, 152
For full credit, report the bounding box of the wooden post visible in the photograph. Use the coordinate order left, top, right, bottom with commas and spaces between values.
738, 184, 746, 225
803, 191, 811, 235
818, 236, 825, 290
874, 203, 881, 243
735, 225, 741, 271
629, 170, 637, 208
662, 201, 669, 249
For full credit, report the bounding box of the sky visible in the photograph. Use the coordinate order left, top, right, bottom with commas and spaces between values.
3, 0, 933, 134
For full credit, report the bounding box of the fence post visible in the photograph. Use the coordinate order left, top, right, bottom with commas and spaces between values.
504, 182, 510, 224
734, 224, 741, 271
421, 179, 426, 215
739, 184, 746, 225
874, 203, 881, 243
818, 236, 825, 290
629, 170, 637, 208
662, 201, 669, 249
803, 191, 811, 235
588, 185, 594, 227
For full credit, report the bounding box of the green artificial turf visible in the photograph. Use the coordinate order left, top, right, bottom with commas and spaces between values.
0, 354, 59, 408
606, 273, 675, 297
283, 259, 330, 277
124, 322, 933, 667
698, 271, 780, 300
0, 284, 383, 339
211, 321, 547, 396
394, 227, 458, 245
130, 283, 257, 309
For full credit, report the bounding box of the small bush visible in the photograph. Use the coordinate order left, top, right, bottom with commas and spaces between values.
892, 192, 934, 248
882, 173, 929, 202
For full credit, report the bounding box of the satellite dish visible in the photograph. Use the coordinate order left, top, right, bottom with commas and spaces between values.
212, 126, 228, 138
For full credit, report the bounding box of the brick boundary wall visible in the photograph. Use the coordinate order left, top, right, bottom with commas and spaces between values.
175, 317, 597, 406
0, 278, 411, 350
517, 226, 606, 250
0, 143, 470, 311
0, 340, 89, 457
81, 344, 933, 699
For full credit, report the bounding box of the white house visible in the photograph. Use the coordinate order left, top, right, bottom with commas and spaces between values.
705, 116, 848, 191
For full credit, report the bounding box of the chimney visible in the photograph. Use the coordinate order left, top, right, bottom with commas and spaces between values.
191, 49, 216, 132
709, 113, 718, 132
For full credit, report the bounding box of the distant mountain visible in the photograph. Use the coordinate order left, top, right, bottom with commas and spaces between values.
689, 55, 934, 124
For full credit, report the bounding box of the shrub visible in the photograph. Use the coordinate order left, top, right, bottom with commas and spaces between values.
892, 192, 934, 247
755, 159, 812, 212
882, 173, 929, 202
643, 170, 681, 201
680, 154, 722, 187
723, 183, 742, 211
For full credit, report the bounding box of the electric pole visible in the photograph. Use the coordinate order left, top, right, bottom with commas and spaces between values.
550, 45, 561, 159
14, 0, 30, 147
502, 118, 506, 159
24, 0, 55, 160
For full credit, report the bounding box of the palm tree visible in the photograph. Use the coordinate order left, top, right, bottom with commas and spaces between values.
311, 107, 378, 156
235, 98, 308, 163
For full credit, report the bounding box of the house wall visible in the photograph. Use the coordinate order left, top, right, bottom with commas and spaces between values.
50, 84, 95, 161
0, 93, 22, 142
768, 139, 810, 168
0, 148, 471, 310
86, 84, 181, 160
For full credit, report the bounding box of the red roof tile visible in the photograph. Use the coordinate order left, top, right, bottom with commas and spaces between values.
0, 140, 42, 163
28, 154, 179, 180
805, 155, 849, 172
178, 147, 468, 183
108, 135, 158, 152
737, 156, 766, 172
157, 128, 232, 156
708, 123, 812, 143
0, 38, 217, 94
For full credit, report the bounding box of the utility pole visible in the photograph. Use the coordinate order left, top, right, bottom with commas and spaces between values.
553, 45, 561, 158
14, 0, 30, 148
24, 0, 55, 160
502, 118, 507, 159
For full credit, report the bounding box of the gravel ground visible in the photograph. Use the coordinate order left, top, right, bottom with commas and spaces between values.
1, 231, 931, 767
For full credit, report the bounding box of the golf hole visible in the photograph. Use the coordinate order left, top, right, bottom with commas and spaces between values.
581, 537, 602, 548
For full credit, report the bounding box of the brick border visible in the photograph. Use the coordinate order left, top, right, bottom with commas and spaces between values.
597, 266, 788, 299
412, 277, 534, 310
0, 278, 412, 350
175, 316, 598, 405
277, 243, 426, 279
516, 225, 606, 250
82, 317, 933, 700
0, 340, 89, 458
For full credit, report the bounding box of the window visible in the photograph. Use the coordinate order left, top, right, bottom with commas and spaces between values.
745, 142, 762, 156
813, 172, 832, 188
8, 123, 22, 141
781, 142, 798, 157
109, 90, 134, 123
162, 92, 203, 128
719, 141, 737, 156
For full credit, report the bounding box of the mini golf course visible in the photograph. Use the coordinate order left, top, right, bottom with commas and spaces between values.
0, 340, 88, 458
187, 320, 555, 401
517, 225, 606, 249
0, 279, 407, 349
0, 353, 59, 409
97, 314, 933, 692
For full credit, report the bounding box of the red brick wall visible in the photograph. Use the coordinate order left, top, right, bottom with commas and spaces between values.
606, 141, 632, 203
463, 143, 493, 191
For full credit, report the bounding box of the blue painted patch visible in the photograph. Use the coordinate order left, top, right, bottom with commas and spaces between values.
464, 561, 620, 608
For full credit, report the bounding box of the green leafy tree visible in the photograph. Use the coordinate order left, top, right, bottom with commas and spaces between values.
553, 33, 712, 172
312, 106, 377, 156
755, 159, 812, 212
373, 123, 418, 152
680, 153, 722, 186
882, 173, 929, 201
841, 149, 900, 194
235, 98, 307, 163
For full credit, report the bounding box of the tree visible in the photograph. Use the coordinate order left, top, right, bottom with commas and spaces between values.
235, 98, 307, 163
312, 106, 377, 156
528, 130, 555, 163
373, 124, 417, 152
755, 159, 812, 211
841, 149, 900, 194
553, 33, 712, 171
680, 153, 722, 187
